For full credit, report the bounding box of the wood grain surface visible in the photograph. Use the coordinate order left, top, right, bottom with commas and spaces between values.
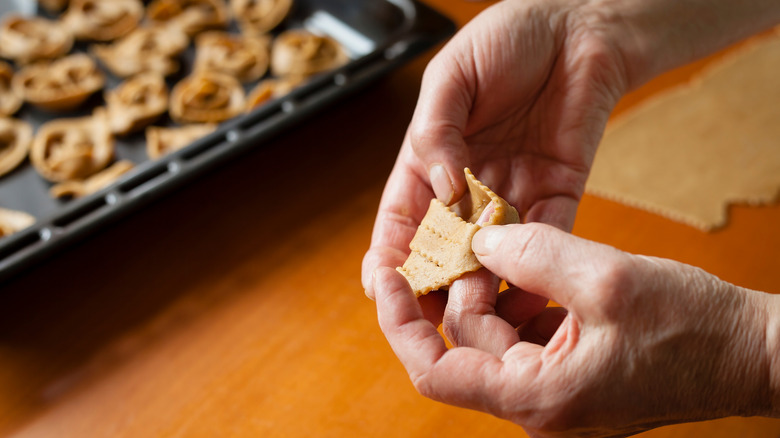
1, 1, 778, 437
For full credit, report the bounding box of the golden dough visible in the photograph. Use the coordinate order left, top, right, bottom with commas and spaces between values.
106, 72, 169, 135
271, 30, 347, 78
397, 168, 520, 296
13, 54, 105, 112
231, 0, 292, 35
63, 0, 144, 42
194, 31, 270, 82
91, 26, 189, 78
146, 124, 217, 159
0, 15, 73, 65
0, 61, 22, 117
0, 117, 33, 178
170, 71, 245, 123
0, 207, 35, 238
245, 76, 303, 111
147, 0, 229, 36
50, 160, 134, 198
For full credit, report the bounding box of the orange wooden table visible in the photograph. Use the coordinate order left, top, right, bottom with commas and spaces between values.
1, 1, 779, 437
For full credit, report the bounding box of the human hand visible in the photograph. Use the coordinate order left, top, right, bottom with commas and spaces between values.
373, 223, 774, 437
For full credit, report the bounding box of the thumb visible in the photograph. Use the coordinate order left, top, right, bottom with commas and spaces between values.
471, 223, 631, 312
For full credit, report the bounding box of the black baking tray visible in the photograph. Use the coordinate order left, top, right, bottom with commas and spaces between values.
0, 0, 455, 283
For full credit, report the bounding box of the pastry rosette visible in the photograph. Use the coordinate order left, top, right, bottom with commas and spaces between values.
146, 123, 216, 159
50, 160, 134, 199
63, 0, 144, 42
170, 71, 245, 123
0, 207, 35, 238
245, 76, 303, 111
30, 109, 114, 182
194, 31, 270, 82
270, 30, 347, 78
13, 54, 105, 111
147, 0, 229, 36
92, 26, 189, 78
0, 15, 73, 65
0, 61, 22, 116
106, 72, 169, 135
231, 0, 292, 35
0, 117, 33, 177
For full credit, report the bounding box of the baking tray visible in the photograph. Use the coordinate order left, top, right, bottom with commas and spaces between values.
0, 0, 455, 283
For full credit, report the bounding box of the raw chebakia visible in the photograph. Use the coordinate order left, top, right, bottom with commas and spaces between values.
0, 207, 35, 238
13, 54, 105, 112
0, 15, 73, 65
51, 160, 134, 199
63, 0, 144, 42
147, 0, 229, 36
106, 72, 169, 135
91, 26, 189, 78
0, 117, 33, 177
231, 0, 292, 35
0, 61, 22, 117
397, 168, 520, 297
146, 123, 217, 159
271, 30, 347, 78
245, 76, 304, 111
194, 31, 271, 83
170, 71, 245, 123
30, 109, 114, 182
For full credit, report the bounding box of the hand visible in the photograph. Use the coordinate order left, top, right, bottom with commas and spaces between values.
373, 223, 774, 437
362, 0, 630, 296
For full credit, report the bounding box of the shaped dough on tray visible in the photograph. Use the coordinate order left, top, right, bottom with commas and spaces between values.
13, 54, 105, 112
170, 71, 245, 123
38, 0, 70, 12
397, 168, 520, 297
106, 72, 169, 135
146, 123, 217, 159
50, 160, 134, 199
147, 0, 229, 36
63, 0, 144, 42
231, 0, 292, 35
0, 15, 73, 65
92, 26, 189, 78
271, 30, 347, 78
0, 117, 32, 178
245, 76, 303, 111
30, 109, 114, 182
0, 207, 35, 238
0, 61, 22, 117
194, 31, 270, 83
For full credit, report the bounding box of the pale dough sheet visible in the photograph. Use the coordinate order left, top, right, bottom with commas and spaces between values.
586, 31, 780, 231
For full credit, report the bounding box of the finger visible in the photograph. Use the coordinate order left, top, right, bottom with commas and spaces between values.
517, 307, 569, 346
419, 290, 448, 327
524, 195, 581, 232
495, 287, 549, 327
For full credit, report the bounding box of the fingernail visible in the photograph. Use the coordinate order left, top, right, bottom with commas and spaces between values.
429, 164, 454, 205
472, 226, 508, 255
475, 201, 495, 226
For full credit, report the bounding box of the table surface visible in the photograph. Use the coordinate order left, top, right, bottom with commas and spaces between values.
1, 1, 779, 437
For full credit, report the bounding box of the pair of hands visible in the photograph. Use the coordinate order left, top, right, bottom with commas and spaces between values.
362, 0, 779, 435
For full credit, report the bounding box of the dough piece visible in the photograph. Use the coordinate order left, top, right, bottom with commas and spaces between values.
169, 71, 245, 123
0, 61, 22, 117
13, 54, 105, 112
194, 31, 270, 83
0, 207, 35, 238
146, 123, 217, 159
91, 26, 189, 78
586, 32, 780, 231
397, 168, 520, 296
0, 117, 33, 177
0, 15, 73, 65
38, 0, 70, 12
231, 0, 292, 35
271, 30, 348, 78
50, 160, 134, 198
30, 109, 114, 182
245, 76, 303, 111
106, 72, 169, 135
147, 0, 228, 36
63, 0, 144, 42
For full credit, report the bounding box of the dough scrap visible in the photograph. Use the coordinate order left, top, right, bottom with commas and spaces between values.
146, 123, 217, 159
106, 72, 169, 135
50, 160, 134, 198
0, 207, 35, 238
270, 30, 347, 78
170, 71, 245, 123
194, 31, 270, 83
13, 54, 105, 112
397, 168, 520, 296
231, 0, 292, 35
0, 117, 33, 177
63, 0, 144, 42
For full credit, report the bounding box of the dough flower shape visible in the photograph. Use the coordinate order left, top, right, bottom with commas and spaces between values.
63, 0, 144, 42
170, 71, 245, 123
92, 26, 189, 78
194, 31, 270, 83
270, 30, 347, 78
50, 160, 134, 198
245, 76, 303, 111
231, 0, 292, 35
30, 109, 114, 182
146, 123, 216, 159
0, 15, 73, 65
0, 117, 33, 177
106, 72, 169, 135
13, 54, 105, 112
147, 0, 229, 36
0, 61, 22, 117
0, 207, 35, 238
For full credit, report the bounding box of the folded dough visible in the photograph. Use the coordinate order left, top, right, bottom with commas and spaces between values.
0, 117, 32, 177
63, 0, 143, 42
245, 76, 303, 111
271, 30, 347, 78
0, 15, 73, 64
170, 71, 245, 123
231, 0, 292, 35
146, 123, 217, 159
0, 61, 22, 117
147, 0, 229, 36
13, 53, 105, 112
0, 207, 35, 238
50, 160, 134, 199
92, 26, 189, 78
194, 31, 270, 82
106, 72, 169, 135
